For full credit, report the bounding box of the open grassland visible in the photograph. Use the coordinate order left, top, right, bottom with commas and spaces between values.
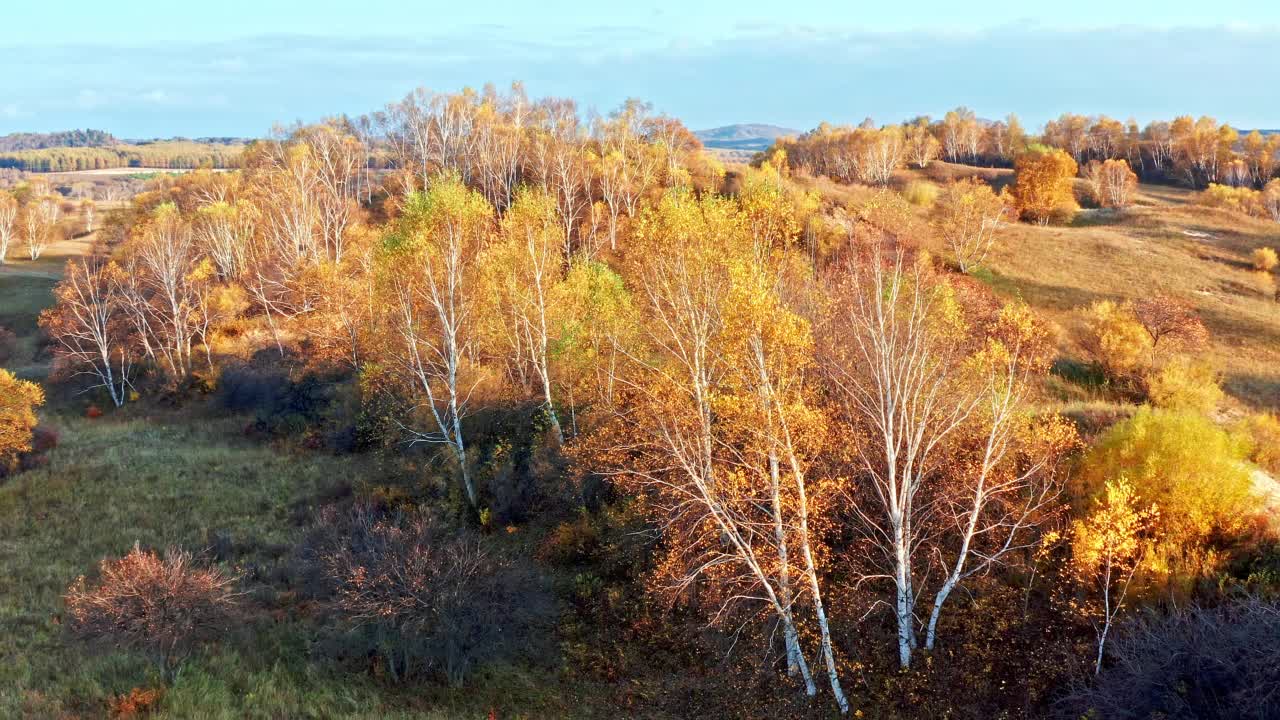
980, 190, 1280, 411
0, 413, 596, 719
807, 167, 1280, 413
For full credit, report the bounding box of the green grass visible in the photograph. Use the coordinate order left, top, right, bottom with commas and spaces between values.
0, 414, 589, 718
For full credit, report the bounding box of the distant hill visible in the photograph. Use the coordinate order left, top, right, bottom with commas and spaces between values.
0, 129, 118, 152
695, 124, 799, 152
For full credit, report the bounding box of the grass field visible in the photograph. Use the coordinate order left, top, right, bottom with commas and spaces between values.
871, 168, 1280, 413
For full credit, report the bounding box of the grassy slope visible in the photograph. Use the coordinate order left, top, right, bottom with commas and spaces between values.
878, 168, 1280, 412
984, 187, 1280, 411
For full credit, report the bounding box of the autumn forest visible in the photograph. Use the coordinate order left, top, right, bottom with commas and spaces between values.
1, 81, 1280, 719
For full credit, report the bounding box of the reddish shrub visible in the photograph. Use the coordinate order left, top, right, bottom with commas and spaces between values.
108, 686, 164, 717
29, 424, 58, 453
86, 404, 104, 419
313, 505, 552, 685
64, 544, 240, 676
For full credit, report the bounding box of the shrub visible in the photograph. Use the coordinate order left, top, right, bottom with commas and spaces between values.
1057, 597, 1280, 720
1199, 183, 1262, 217
1235, 412, 1280, 476
0, 368, 44, 473
107, 686, 165, 717
1010, 145, 1079, 224
1075, 408, 1256, 588
540, 510, 602, 565
1145, 357, 1223, 414
902, 180, 939, 207
64, 544, 240, 677
1251, 246, 1278, 272
314, 505, 553, 685
1080, 300, 1152, 382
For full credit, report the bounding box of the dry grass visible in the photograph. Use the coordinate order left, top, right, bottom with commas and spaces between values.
965, 188, 1280, 410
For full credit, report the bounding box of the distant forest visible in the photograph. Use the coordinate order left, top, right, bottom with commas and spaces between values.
0, 129, 118, 152
0, 138, 246, 172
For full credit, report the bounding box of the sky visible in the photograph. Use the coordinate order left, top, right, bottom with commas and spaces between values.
3, 1, 1279, 138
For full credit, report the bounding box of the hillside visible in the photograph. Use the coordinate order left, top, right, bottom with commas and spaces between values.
0, 129, 118, 152
695, 123, 799, 151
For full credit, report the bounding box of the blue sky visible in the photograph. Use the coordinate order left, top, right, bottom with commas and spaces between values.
3, 1, 1279, 137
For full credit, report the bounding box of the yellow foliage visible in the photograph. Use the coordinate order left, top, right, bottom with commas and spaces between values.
902, 180, 939, 207
1251, 246, 1278, 272
1234, 412, 1280, 476
1072, 477, 1157, 579
1198, 183, 1263, 217
1081, 300, 1153, 380
1145, 357, 1223, 414
1076, 407, 1256, 586
1010, 146, 1079, 224
0, 369, 44, 469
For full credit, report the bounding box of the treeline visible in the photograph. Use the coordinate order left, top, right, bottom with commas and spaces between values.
22, 84, 1280, 716
0, 129, 117, 152
0, 140, 245, 172
766, 108, 1280, 190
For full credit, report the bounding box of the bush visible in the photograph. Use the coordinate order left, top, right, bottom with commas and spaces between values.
64, 544, 240, 677
902, 180, 939, 207
312, 505, 553, 685
1075, 408, 1257, 588
1251, 246, 1278, 272
540, 510, 602, 566
1235, 412, 1280, 476
1199, 183, 1263, 216
0, 368, 44, 473
107, 686, 165, 717
1080, 300, 1152, 383
1145, 357, 1223, 414
218, 365, 336, 440
1057, 597, 1280, 720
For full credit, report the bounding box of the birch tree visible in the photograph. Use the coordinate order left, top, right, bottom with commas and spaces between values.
820, 243, 1072, 668
40, 258, 134, 406
0, 191, 16, 263
608, 189, 849, 711
23, 195, 61, 260
481, 187, 567, 443
378, 174, 492, 509
1071, 478, 1157, 675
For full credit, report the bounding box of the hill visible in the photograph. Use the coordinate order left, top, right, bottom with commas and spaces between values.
0, 129, 118, 152
694, 123, 799, 151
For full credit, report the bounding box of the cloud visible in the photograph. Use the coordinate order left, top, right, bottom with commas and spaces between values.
2, 22, 1278, 136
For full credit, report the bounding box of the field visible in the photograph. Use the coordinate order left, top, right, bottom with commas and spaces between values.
868, 166, 1280, 414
